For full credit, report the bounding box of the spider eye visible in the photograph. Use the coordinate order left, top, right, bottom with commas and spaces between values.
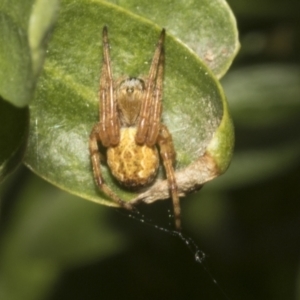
119, 78, 145, 94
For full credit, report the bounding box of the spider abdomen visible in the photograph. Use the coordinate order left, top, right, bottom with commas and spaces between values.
107, 128, 159, 188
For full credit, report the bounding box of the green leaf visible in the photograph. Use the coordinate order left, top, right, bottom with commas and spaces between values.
24, 0, 234, 206
0, 172, 125, 300
0, 0, 60, 107
224, 65, 300, 128
0, 97, 29, 182
215, 64, 300, 188
105, 0, 240, 78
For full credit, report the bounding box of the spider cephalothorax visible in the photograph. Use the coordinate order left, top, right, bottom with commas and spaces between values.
89, 27, 181, 229
117, 78, 145, 126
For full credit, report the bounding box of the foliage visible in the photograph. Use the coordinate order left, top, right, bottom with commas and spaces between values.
1, 0, 300, 300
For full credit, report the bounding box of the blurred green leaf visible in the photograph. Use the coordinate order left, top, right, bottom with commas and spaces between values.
24, 0, 234, 206
0, 172, 126, 300
227, 0, 300, 18
0, 97, 29, 182
223, 65, 300, 128
105, 0, 240, 78
216, 64, 300, 188
0, 0, 59, 107
209, 142, 300, 190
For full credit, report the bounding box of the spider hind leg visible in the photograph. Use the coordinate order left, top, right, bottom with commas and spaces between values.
89, 123, 133, 211
157, 124, 181, 231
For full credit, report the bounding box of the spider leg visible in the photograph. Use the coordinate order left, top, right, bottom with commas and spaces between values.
147, 45, 164, 146
99, 26, 120, 147
136, 29, 165, 145
89, 124, 133, 210
157, 124, 181, 230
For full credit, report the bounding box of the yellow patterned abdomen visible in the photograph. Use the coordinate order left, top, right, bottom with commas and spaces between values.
107, 128, 159, 188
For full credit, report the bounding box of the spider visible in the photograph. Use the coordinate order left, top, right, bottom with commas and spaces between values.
89, 26, 181, 230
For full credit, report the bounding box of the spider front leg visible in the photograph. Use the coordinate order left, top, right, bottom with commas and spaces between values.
157, 124, 181, 230
89, 123, 133, 210
136, 29, 165, 146
99, 26, 120, 147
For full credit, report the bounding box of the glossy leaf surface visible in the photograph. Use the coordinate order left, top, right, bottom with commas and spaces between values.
24, 0, 235, 206
105, 0, 240, 78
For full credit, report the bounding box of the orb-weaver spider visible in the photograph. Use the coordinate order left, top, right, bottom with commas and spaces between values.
89, 27, 181, 230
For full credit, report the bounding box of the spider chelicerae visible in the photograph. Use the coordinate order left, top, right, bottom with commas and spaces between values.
89, 26, 181, 230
